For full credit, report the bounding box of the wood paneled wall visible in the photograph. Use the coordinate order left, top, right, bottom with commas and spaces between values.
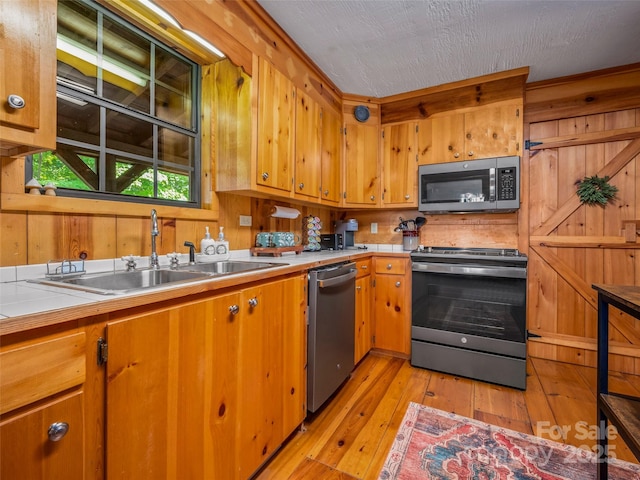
524, 64, 640, 374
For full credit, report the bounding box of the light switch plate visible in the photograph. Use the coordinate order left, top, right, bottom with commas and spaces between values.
371, 222, 378, 234
239, 215, 252, 226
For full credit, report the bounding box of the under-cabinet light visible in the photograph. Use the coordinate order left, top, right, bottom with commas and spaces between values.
57, 35, 147, 88
138, 0, 181, 28
137, 0, 225, 58
184, 30, 226, 58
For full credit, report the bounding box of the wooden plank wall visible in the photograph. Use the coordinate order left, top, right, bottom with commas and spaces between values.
524, 64, 640, 374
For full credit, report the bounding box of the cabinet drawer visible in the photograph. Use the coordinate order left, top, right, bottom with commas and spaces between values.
375, 258, 406, 275
0, 332, 86, 414
355, 259, 372, 278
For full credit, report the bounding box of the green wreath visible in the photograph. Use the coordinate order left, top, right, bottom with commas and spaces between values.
576, 175, 618, 206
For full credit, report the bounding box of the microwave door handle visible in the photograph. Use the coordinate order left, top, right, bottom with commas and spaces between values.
489, 167, 496, 202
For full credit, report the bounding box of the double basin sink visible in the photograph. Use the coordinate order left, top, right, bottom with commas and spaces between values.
34, 261, 284, 295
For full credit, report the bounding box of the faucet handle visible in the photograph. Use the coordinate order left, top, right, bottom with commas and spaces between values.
121, 255, 139, 271
166, 252, 180, 269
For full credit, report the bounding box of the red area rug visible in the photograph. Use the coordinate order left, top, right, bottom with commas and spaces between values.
379, 402, 640, 479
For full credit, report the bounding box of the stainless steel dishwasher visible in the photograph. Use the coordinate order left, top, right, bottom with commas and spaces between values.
307, 261, 357, 412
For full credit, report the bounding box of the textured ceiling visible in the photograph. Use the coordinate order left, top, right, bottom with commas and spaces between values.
257, 0, 640, 98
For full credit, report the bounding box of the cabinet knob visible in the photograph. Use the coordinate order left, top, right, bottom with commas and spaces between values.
370, 195, 375, 201
324, 190, 329, 196
47, 422, 69, 442
7, 94, 25, 109
468, 151, 474, 157
386, 264, 392, 270
229, 304, 240, 315
356, 285, 361, 291
361, 265, 368, 270
262, 172, 269, 181
404, 194, 410, 200
395, 281, 401, 287
453, 152, 460, 158
248, 297, 258, 308
298, 182, 304, 190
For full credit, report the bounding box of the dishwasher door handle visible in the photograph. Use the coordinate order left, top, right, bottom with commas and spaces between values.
317, 269, 357, 288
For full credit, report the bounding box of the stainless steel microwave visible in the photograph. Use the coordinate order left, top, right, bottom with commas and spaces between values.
418, 156, 520, 214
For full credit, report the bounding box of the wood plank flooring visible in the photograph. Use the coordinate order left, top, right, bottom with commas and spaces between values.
255, 352, 640, 480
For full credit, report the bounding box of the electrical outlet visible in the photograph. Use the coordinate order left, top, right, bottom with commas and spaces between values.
239, 215, 252, 226
371, 222, 378, 234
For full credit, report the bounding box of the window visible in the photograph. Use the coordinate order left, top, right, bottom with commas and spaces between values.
28, 0, 200, 206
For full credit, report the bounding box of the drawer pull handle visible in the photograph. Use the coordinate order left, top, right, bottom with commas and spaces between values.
7, 94, 25, 109
248, 297, 258, 308
361, 265, 367, 270
48, 422, 69, 442
386, 264, 392, 270
395, 281, 401, 287
229, 304, 240, 315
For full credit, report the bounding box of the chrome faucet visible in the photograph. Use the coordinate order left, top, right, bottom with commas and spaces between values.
150, 209, 160, 269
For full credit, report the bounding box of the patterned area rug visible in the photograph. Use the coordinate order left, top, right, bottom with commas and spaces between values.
379, 402, 640, 479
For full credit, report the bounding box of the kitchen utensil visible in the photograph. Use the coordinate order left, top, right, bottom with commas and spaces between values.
415, 216, 426, 229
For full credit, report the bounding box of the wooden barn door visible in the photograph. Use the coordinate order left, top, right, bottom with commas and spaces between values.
526, 107, 640, 374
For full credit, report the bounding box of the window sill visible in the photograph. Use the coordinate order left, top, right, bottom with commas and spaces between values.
0, 193, 218, 220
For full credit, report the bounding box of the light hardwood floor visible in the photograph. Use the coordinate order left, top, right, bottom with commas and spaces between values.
255, 352, 640, 479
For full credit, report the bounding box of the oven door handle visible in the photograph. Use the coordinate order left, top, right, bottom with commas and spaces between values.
412, 262, 526, 279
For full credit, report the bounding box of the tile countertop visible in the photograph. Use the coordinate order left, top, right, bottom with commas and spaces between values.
0, 245, 410, 336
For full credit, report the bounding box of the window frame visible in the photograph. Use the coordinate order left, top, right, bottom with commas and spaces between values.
27, 0, 202, 208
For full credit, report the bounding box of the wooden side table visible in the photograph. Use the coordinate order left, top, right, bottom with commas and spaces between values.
593, 284, 640, 479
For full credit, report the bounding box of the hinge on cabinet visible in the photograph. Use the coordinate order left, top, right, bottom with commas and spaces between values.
381, 130, 385, 139
416, 125, 419, 133
525, 140, 543, 150
343, 191, 347, 199
372, 279, 376, 287
97, 337, 108, 366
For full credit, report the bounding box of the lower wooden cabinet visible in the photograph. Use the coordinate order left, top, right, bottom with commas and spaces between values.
354, 259, 373, 364
0, 391, 84, 480
373, 257, 411, 355
105, 274, 306, 479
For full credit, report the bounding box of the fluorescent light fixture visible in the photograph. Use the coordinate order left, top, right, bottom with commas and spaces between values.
57, 35, 147, 87
56, 91, 88, 107
138, 0, 181, 28
184, 30, 225, 58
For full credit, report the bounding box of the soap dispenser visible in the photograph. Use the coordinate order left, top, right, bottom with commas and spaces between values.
216, 226, 229, 258
201, 226, 216, 255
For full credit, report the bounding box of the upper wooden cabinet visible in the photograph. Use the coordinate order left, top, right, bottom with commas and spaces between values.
381, 122, 418, 207
320, 107, 342, 205
257, 58, 295, 193
431, 103, 522, 162
0, 0, 56, 157
294, 88, 321, 200
343, 122, 380, 206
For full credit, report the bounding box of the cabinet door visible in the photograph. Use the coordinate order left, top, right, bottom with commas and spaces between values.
1, 392, 84, 480
465, 103, 522, 158
257, 58, 294, 192
343, 123, 380, 206
320, 107, 342, 204
106, 301, 218, 479
382, 122, 418, 207
373, 260, 411, 355
0, 0, 56, 156
294, 89, 321, 200
355, 275, 372, 364
431, 113, 465, 162
417, 119, 433, 165
236, 276, 306, 479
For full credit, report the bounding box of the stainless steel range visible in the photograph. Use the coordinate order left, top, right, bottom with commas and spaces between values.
410, 246, 528, 389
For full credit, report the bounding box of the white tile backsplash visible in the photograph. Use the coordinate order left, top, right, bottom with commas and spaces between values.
0, 267, 16, 283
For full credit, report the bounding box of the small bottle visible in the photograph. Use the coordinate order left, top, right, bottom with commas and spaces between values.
201, 226, 216, 255
216, 226, 229, 258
